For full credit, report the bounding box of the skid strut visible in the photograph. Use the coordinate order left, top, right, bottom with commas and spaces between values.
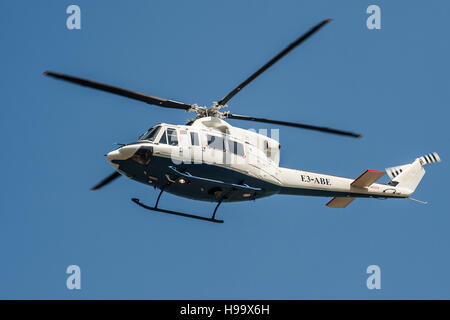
154, 188, 164, 208
131, 189, 224, 223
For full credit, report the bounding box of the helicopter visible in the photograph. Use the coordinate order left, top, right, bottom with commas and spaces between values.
44, 19, 441, 223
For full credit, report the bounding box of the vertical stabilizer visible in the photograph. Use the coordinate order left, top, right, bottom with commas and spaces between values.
385, 152, 441, 194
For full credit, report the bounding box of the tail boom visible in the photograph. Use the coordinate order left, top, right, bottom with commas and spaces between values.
277, 152, 440, 208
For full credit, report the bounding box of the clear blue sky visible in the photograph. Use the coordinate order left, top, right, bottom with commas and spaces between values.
1, 0, 449, 299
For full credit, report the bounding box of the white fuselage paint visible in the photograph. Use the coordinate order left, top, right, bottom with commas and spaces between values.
108, 117, 410, 199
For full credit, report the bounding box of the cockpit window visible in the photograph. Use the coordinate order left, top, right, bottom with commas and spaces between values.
159, 130, 167, 144
158, 128, 178, 146
139, 126, 161, 142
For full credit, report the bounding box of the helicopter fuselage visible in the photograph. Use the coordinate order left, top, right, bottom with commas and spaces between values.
107, 117, 410, 204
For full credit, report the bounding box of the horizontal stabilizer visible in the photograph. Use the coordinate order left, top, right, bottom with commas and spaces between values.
351, 169, 385, 188
326, 197, 355, 208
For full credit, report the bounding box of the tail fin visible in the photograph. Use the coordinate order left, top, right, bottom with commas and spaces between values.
385, 152, 441, 194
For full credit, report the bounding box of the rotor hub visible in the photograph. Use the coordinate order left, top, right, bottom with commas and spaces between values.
187, 102, 230, 122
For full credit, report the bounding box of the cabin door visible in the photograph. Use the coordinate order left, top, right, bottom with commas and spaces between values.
202, 133, 226, 165
187, 130, 203, 164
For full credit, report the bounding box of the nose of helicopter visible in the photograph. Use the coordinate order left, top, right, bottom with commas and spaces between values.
107, 145, 140, 162
107, 144, 153, 165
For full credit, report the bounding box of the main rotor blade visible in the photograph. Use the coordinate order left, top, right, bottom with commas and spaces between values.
218, 19, 332, 106
226, 113, 362, 138
91, 171, 121, 190
44, 71, 192, 111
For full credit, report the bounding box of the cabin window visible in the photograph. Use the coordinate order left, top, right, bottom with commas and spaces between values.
227, 140, 245, 157
207, 134, 225, 151
190, 132, 200, 146
167, 128, 178, 146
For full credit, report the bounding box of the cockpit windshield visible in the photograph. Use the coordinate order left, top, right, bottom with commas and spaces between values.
139, 125, 161, 141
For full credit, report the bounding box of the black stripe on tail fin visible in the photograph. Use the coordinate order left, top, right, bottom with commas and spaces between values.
418, 152, 441, 166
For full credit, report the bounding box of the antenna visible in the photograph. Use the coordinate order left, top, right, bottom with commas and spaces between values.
408, 197, 428, 205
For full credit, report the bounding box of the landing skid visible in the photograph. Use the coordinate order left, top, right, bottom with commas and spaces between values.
131, 196, 224, 224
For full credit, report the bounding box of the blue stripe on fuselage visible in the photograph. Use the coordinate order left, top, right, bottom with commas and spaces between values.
113, 154, 399, 202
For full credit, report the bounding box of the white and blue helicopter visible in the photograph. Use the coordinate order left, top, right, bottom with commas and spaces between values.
45, 19, 440, 223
